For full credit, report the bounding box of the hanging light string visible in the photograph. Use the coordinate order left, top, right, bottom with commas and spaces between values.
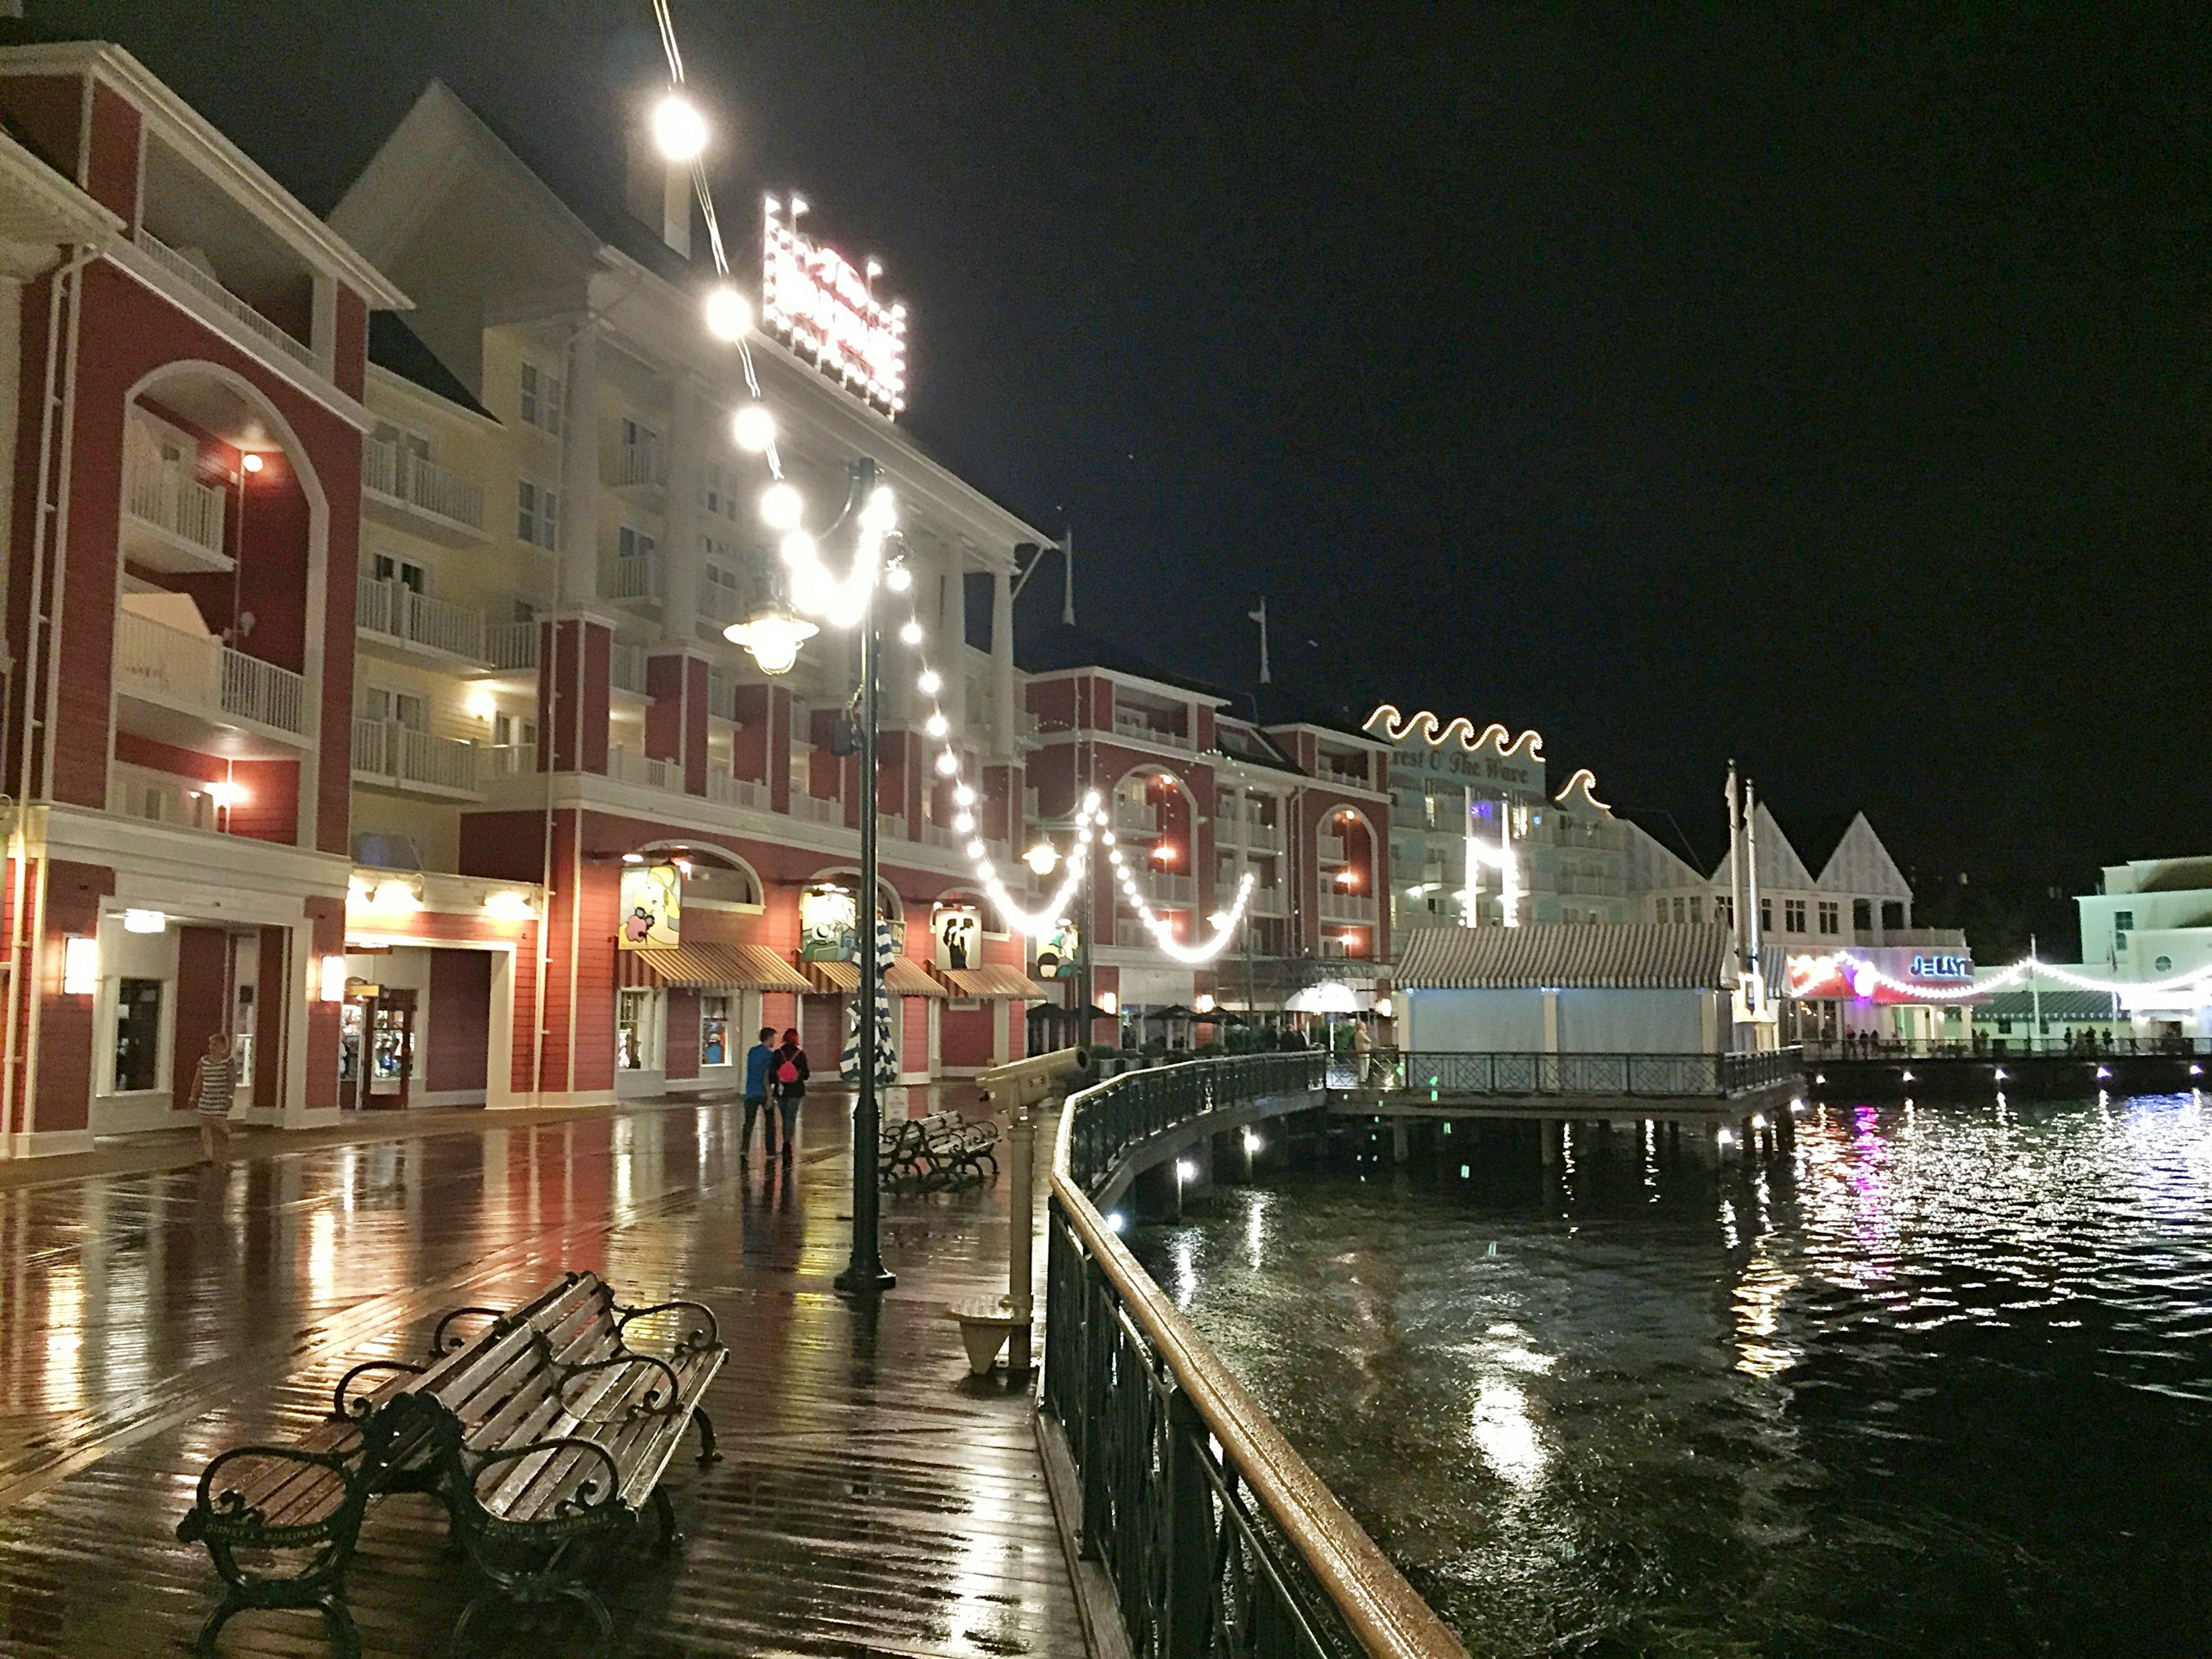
1801, 949, 2212, 1005
647, 7, 1255, 961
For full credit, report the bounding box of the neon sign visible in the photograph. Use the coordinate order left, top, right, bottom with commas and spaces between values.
762, 197, 907, 417
1910, 953, 1971, 980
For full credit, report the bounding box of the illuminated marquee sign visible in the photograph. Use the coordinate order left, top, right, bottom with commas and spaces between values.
762, 196, 907, 418
1910, 953, 1972, 981
1786, 946, 1980, 1005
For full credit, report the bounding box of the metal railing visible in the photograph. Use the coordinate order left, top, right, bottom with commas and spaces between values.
135, 228, 316, 370
1318, 891, 1377, 925
361, 436, 486, 531
115, 609, 305, 736
1355, 1047, 1803, 1099
1219, 882, 1288, 918
351, 719, 480, 794
1317, 834, 1347, 865
608, 552, 664, 601
1802, 1035, 2210, 1060
1046, 1053, 1465, 1659
612, 435, 668, 488
124, 441, 226, 559
355, 575, 487, 661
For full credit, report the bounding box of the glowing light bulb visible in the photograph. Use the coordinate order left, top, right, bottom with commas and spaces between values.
859, 484, 897, 533
967, 839, 987, 859
240, 452, 265, 474
925, 713, 949, 738
761, 483, 804, 531
935, 749, 959, 776
918, 670, 941, 695
704, 286, 752, 340
652, 92, 708, 161
953, 813, 975, 833
900, 619, 923, 645
885, 563, 912, 593
779, 530, 817, 569
1024, 842, 1060, 876
732, 404, 775, 452
1082, 790, 1101, 812
953, 785, 975, 806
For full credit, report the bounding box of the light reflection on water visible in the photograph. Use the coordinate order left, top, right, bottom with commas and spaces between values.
1134, 1094, 2212, 1657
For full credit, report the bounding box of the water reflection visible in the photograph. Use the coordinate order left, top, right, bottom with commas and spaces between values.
1134, 1094, 2212, 1656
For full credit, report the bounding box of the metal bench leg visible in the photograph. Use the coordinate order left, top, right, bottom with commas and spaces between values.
650, 1483, 684, 1554
319, 1593, 364, 1659
694, 1407, 723, 1465
192, 1590, 249, 1657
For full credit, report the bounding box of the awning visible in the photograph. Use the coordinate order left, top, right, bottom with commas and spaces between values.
1397, 923, 1734, 991
801, 957, 947, 997
932, 963, 1051, 1000
619, 944, 813, 992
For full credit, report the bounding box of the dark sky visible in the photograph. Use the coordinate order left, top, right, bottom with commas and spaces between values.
28, 2, 2211, 878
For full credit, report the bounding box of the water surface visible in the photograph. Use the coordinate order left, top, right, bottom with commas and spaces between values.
1133, 1097, 2212, 1657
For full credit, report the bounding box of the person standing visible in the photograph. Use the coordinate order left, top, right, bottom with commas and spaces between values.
769, 1027, 809, 1164
190, 1031, 236, 1163
741, 1025, 777, 1160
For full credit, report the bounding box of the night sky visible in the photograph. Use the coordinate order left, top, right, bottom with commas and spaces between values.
24, 3, 2210, 887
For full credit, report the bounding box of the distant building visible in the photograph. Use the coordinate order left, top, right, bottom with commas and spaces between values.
2071, 855, 2212, 1043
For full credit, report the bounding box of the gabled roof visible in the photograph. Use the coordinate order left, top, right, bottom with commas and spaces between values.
1212, 719, 1306, 777
1399, 923, 1735, 991
1786, 812, 1858, 881
1617, 807, 1729, 881
369, 312, 494, 420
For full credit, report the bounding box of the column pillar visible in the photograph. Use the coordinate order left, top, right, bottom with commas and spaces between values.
646, 647, 710, 794
661, 375, 702, 645
938, 551, 968, 738
991, 565, 1017, 761
558, 325, 601, 605
538, 615, 613, 774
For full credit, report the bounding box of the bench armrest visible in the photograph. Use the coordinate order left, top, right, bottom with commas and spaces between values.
616, 1298, 720, 1353
429, 1305, 514, 1356
179, 1443, 365, 1547
332, 1359, 425, 1422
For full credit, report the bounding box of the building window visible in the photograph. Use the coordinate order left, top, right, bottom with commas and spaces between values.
1881, 900, 1904, 930
1689, 896, 1703, 924
1715, 896, 1733, 927
2114, 910, 2134, 933
700, 995, 731, 1066
1853, 898, 1872, 933
1672, 896, 1685, 924
1785, 900, 1806, 932
112, 978, 164, 1093
618, 525, 657, 563
517, 479, 560, 550
370, 552, 426, 593
1761, 897, 1772, 934
700, 459, 741, 521
518, 360, 563, 435
1818, 902, 1839, 935
372, 419, 433, 463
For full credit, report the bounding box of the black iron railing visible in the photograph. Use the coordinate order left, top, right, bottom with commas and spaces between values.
1802, 1036, 2210, 1060
1044, 1055, 1464, 1659
1324, 1047, 1803, 1098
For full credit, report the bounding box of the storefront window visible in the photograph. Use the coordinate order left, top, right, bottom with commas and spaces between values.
617, 989, 652, 1070
112, 978, 162, 1092
701, 995, 730, 1066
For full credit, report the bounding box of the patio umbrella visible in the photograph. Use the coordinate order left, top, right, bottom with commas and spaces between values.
840, 919, 899, 1085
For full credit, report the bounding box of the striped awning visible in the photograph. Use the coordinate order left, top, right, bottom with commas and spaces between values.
801, 957, 947, 997
931, 963, 1051, 1000
618, 944, 813, 992
1397, 923, 1734, 991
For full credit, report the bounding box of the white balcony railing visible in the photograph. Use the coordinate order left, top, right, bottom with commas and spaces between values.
613, 437, 668, 488
708, 769, 766, 810
877, 812, 908, 844
1113, 711, 1193, 751
1319, 890, 1377, 925
124, 441, 226, 561
1134, 872, 1196, 908
135, 228, 315, 370
707, 671, 739, 723
486, 743, 537, 777
1114, 799, 1159, 835
608, 745, 675, 792
115, 609, 305, 737
355, 575, 487, 661
791, 792, 842, 826
698, 577, 744, 629
1317, 833, 1348, 865
1218, 882, 1287, 919
1241, 818, 1284, 852
919, 821, 959, 850
361, 436, 485, 532
608, 553, 664, 602
484, 622, 539, 671
352, 719, 480, 795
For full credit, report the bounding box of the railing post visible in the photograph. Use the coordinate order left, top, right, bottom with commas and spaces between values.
1163, 1385, 1215, 1659
1078, 1252, 1110, 1560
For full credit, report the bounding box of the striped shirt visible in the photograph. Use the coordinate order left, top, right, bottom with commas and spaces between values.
194, 1053, 235, 1118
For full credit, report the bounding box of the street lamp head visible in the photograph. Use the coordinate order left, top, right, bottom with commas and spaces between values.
725, 606, 818, 675
651, 92, 708, 161
1024, 842, 1060, 876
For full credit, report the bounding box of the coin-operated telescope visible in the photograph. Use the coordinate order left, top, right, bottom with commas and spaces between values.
947, 1047, 1088, 1376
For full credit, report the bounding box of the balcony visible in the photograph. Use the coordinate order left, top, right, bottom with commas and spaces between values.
483, 622, 539, 673
1218, 881, 1287, 919
877, 812, 910, 845
114, 607, 308, 754
1130, 870, 1196, 908
708, 770, 767, 810
611, 642, 647, 695
135, 227, 315, 372
1113, 799, 1159, 836
612, 435, 668, 490
608, 745, 677, 793
362, 437, 486, 537
1112, 710, 1193, 751
356, 575, 487, 664
352, 719, 481, 800
123, 443, 229, 574
1317, 833, 1348, 865
607, 552, 664, 605
485, 743, 536, 777
1219, 814, 1283, 852
791, 792, 843, 827
1319, 890, 1378, 925
698, 575, 743, 631
707, 672, 740, 723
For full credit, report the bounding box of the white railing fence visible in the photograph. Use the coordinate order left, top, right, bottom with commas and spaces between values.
361, 436, 487, 531
116, 609, 306, 736
135, 228, 316, 370
124, 437, 227, 559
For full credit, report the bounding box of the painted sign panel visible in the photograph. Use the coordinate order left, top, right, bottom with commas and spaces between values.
618, 864, 680, 950
800, 885, 858, 963
933, 904, 982, 971
1786, 945, 1981, 1005
1036, 916, 1081, 980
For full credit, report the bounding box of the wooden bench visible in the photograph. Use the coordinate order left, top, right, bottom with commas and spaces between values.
177, 1272, 724, 1657
879, 1109, 1001, 1190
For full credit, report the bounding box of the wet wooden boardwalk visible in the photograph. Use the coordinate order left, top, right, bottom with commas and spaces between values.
0, 1091, 1083, 1657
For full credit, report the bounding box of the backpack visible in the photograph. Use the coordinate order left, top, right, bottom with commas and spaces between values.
774, 1055, 801, 1086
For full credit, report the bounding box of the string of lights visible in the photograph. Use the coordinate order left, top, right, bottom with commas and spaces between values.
1809, 949, 2212, 1004
642, 18, 1256, 964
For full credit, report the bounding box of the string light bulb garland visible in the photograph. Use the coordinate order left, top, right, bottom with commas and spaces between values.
1796, 949, 2212, 1004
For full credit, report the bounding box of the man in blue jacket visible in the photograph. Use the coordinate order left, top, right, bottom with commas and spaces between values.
741, 1026, 777, 1160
